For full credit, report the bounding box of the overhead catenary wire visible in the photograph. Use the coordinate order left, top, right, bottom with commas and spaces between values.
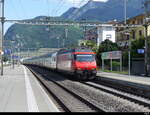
51, 0, 65, 17
46, 0, 51, 17
19, 0, 28, 19
9, 0, 22, 19
70, 0, 90, 20
55, 0, 68, 16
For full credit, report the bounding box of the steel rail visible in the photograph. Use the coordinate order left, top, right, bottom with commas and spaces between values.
27, 65, 106, 112
80, 81, 150, 109
28, 66, 71, 112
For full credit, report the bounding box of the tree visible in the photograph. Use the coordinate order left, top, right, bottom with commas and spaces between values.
85, 40, 98, 53
96, 39, 120, 66
119, 37, 150, 67
3, 56, 8, 62
131, 37, 145, 58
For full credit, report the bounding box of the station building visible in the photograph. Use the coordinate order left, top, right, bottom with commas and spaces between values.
81, 14, 150, 75
116, 13, 150, 49
116, 13, 150, 75
82, 13, 150, 48
82, 23, 116, 46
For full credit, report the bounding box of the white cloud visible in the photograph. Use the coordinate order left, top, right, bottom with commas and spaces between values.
67, 0, 108, 7
93, 0, 108, 1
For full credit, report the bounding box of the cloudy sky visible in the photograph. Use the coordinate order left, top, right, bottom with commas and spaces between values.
4, 0, 108, 33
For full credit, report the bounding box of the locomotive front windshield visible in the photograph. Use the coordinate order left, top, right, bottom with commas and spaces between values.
75, 54, 95, 62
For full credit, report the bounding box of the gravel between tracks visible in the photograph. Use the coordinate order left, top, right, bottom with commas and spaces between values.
59, 79, 150, 112
32, 66, 150, 112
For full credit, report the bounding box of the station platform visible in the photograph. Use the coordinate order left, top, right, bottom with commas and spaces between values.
97, 71, 150, 98
97, 71, 150, 86
0, 65, 60, 112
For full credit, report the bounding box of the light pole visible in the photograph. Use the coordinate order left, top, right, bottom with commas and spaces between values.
57, 37, 59, 48
128, 33, 131, 76
0, 0, 4, 76
17, 43, 20, 66
10, 40, 15, 69
124, 0, 127, 25
124, 0, 131, 76
82, 18, 87, 39
64, 28, 68, 48
143, 0, 150, 76
144, 23, 149, 76
27, 48, 30, 58
125, 32, 131, 76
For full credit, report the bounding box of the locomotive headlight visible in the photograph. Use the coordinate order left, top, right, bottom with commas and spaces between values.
92, 68, 96, 71
77, 68, 82, 70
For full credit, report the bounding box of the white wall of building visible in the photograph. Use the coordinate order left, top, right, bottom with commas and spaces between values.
103, 30, 116, 42
97, 26, 116, 46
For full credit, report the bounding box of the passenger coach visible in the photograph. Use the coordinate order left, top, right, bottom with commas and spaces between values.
22, 48, 97, 80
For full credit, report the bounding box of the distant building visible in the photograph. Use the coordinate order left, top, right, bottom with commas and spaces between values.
97, 26, 116, 46
85, 27, 97, 43
126, 14, 144, 25
78, 40, 87, 46
116, 13, 148, 48
106, 19, 118, 24
84, 25, 116, 46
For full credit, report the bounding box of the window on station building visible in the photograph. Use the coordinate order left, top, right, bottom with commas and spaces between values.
132, 20, 135, 24
132, 30, 136, 39
126, 34, 130, 40
140, 19, 144, 24
139, 30, 142, 37
106, 34, 112, 40
137, 19, 140, 24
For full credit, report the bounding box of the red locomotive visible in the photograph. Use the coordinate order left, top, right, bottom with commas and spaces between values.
57, 48, 97, 80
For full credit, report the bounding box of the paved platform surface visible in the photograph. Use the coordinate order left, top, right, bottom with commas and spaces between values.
97, 71, 150, 86
0, 65, 60, 112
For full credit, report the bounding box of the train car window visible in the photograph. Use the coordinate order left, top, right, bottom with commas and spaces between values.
54, 57, 56, 62
71, 54, 74, 60
75, 54, 95, 62
68, 53, 72, 60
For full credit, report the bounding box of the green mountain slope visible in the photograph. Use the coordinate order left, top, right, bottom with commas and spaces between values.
4, 17, 84, 50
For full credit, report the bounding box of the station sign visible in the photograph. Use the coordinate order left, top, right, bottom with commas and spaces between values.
137, 49, 145, 54
102, 51, 122, 59
4, 49, 11, 55
12, 55, 20, 60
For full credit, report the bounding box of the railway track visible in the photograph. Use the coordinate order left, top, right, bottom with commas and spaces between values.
25, 65, 150, 112
28, 66, 106, 112
81, 81, 150, 109
96, 77, 150, 99
61, 72, 150, 109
